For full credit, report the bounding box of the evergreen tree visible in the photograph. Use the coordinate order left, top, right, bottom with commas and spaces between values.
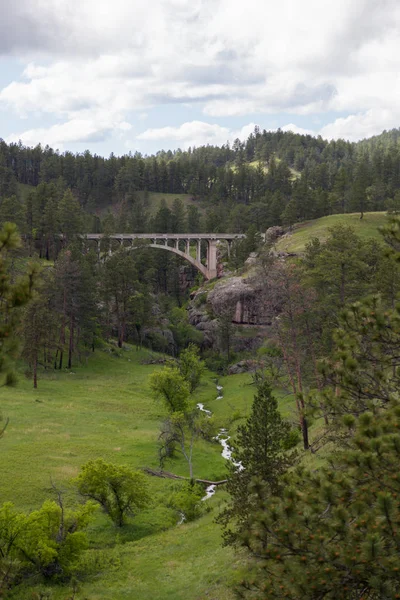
187, 205, 202, 233
21, 292, 57, 388
218, 378, 295, 546
101, 248, 140, 348
238, 385, 400, 599
0, 196, 25, 231
170, 198, 187, 233
0, 223, 38, 389
57, 189, 83, 243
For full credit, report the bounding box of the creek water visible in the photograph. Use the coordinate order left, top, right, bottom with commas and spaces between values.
197, 383, 242, 500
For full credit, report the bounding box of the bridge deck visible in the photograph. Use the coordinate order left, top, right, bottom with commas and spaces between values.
84, 233, 246, 240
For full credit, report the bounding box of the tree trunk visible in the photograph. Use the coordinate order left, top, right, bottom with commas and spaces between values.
58, 289, 67, 369
33, 353, 38, 389
68, 316, 74, 369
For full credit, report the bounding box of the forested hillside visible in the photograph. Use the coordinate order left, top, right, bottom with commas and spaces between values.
3, 128, 400, 599
2, 127, 400, 240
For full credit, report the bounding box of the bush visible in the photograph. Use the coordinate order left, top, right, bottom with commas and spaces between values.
203, 350, 230, 374
0, 499, 96, 592
282, 426, 301, 449
75, 459, 150, 527
193, 292, 207, 307
167, 482, 205, 522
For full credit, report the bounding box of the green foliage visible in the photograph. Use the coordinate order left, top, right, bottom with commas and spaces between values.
75, 459, 150, 527
305, 225, 374, 311
238, 401, 400, 599
167, 481, 205, 522
57, 189, 83, 241
0, 196, 25, 231
203, 349, 231, 374
158, 409, 214, 479
0, 223, 38, 388
0, 499, 95, 591
179, 343, 205, 393
101, 248, 142, 348
216, 311, 236, 362
150, 366, 190, 413
218, 378, 295, 545
168, 306, 203, 352
228, 225, 262, 269
0, 347, 248, 599
316, 296, 400, 428
21, 292, 57, 388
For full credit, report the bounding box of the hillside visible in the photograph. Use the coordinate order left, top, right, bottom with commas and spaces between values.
3, 126, 400, 238
276, 211, 388, 253
0, 347, 257, 599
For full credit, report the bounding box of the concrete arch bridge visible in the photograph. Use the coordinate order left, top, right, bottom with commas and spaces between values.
84, 233, 246, 280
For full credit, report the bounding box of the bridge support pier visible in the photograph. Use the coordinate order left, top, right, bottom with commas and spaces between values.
196, 239, 201, 262
206, 240, 218, 279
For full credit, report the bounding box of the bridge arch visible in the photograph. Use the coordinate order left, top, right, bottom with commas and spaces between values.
146, 243, 209, 278
83, 233, 246, 280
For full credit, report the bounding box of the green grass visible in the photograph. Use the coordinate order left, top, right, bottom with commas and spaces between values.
0, 347, 257, 599
1, 345, 317, 599
0, 349, 239, 508
276, 212, 388, 253
138, 191, 204, 217
230, 157, 300, 180
0, 343, 326, 599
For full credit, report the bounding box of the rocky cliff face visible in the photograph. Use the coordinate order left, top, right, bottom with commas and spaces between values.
207, 276, 272, 326
188, 273, 274, 353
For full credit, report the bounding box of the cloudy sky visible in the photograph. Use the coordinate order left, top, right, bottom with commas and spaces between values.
0, 0, 399, 156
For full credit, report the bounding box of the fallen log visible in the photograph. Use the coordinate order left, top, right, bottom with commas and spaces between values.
142, 467, 227, 487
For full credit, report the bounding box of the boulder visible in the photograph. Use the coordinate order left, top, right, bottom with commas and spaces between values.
227, 359, 259, 375
207, 277, 273, 325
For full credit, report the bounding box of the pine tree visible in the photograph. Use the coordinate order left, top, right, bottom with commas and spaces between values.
238, 398, 400, 599
58, 189, 83, 244
0, 196, 25, 232
21, 293, 57, 388
170, 198, 187, 233
218, 378, 295, 545
0, 224, 38, 435
187, 205, 202, 233
101, 248, 139, 347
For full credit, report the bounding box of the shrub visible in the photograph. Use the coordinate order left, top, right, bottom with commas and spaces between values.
75, 460, 149, 527
167, 482, 205, 522
0, 499, 96, 592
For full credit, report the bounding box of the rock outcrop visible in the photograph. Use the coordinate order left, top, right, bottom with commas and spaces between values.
207, 276, 272, 326
188, 272, 275, 353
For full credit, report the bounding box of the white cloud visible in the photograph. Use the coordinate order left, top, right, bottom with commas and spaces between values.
137, 121, 231, 148
281, 124, 316, 136
136, 121, 314, 149
1, 0, 400, 148
5, 114, 129, 150
320, 109, 400, 141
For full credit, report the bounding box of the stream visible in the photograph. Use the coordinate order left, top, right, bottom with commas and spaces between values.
197, 382, 242, 501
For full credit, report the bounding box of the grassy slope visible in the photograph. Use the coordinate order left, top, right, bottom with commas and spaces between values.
16, 184, 201, 219
1, 348, 265, 599
276, 212, 388, 253
232, 158, 300, 180
138, 191, 204, 217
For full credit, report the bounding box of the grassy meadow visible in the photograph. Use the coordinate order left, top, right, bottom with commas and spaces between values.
0, 346, 269, 599
276, 211, 388, 253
